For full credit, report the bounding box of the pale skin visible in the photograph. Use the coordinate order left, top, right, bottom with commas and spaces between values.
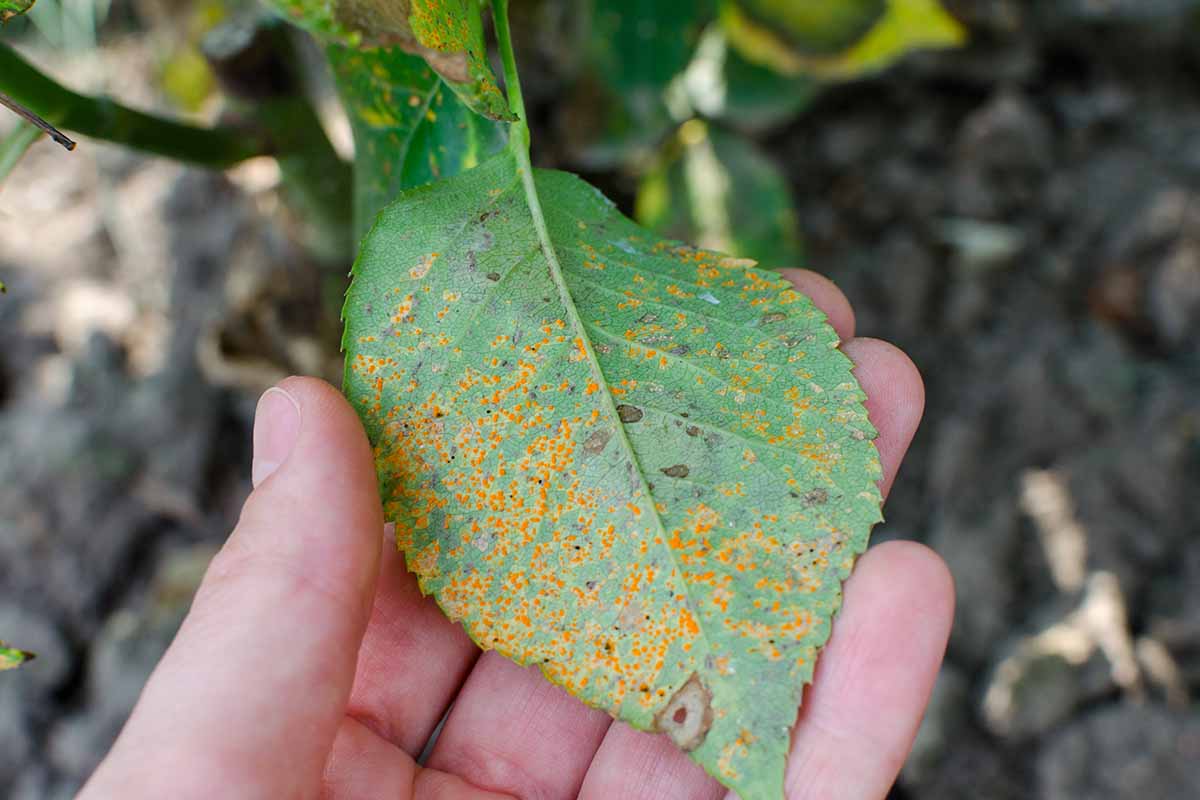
79, 270, 955, 800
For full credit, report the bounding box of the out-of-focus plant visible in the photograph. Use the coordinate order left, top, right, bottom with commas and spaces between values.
0, 641, 34, 670
563, 0, 964, 268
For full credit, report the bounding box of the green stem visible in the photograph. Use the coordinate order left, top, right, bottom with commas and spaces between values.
491, 0, 529, 155
0, 43, 268, 168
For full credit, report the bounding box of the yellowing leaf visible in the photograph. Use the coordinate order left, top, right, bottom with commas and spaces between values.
0, 0, 35, 24
731, 0, 886, 54
271, 0, 514, 120
722, 0, 965, 79
0, 642, 34, 671
343, 148, 882, 800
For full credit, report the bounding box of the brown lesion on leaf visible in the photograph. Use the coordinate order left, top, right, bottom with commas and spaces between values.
661, 464, 690, 478
653, 672, 714, 751
801, 487, 829, 506
616, 404, 644, 423
582, 428, 612, 456
617, 598, 644, 631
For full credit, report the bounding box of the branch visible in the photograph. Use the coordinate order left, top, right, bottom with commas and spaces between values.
0, 43, 269, 168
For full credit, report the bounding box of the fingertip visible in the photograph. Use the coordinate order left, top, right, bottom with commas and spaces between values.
783, 541, 953, 799
779, 269, 856, 342
841, 338, 925, 498
851, 541, 955, 628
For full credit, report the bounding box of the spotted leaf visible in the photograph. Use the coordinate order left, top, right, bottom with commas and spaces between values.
343, 149, 882, 800
272, 0, 514, 121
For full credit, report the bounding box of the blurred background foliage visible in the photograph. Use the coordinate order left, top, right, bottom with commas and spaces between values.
2, 0, 965, 272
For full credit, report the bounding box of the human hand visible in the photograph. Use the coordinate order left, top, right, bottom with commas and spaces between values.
79, 270, 953, 800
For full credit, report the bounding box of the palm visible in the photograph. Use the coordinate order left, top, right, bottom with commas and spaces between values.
80, 270, 952, 800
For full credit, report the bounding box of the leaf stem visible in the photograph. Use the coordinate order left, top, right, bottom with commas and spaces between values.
0, 43, 268, 168
491, 0, 529, 155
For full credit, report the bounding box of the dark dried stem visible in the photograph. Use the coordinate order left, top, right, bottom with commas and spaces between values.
0, 91, 74, 150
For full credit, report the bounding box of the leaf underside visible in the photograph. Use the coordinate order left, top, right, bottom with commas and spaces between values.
343, 150, 882, 799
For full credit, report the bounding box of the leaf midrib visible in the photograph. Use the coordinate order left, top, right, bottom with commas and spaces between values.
508, 156, 717, 671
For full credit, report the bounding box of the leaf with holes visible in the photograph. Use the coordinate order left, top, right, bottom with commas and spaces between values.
272, 0, 514, 121
328, 45, 506, 240
343, 145, 882, 799
0, 642, 33, 671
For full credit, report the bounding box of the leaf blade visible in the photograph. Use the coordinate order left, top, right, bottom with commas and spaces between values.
272, 0, 514, 120
343, 150, 882, 799
328, 45, 506, 240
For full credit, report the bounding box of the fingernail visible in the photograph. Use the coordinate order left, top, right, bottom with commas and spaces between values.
252, 386, 302, 487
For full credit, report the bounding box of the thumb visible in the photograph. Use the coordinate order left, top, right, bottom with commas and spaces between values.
81, 377, 383, 799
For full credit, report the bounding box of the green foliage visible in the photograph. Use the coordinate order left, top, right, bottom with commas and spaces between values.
637, 120, 801, 268
0, 642, 34, 670
681, 26, 822, 134
0, 0, 35, 24
327, 45, 506, 239
270, 0, 513, 120
722, 0, 965, 78
731, 0, 887, 54
562, 0, 713, 168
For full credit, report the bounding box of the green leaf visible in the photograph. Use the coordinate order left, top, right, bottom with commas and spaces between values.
722, 0, 965, 79
0, 0, 35, 24
271, 0, 514, 121
682, 26, 822, 133
731, 0, 886, 55
637, 120, 802, 269
343, 147, 882, 799
0, 642, 34, 670
327, 45, 506, 240
562, 0, 714, 169
589, 0, 715, 93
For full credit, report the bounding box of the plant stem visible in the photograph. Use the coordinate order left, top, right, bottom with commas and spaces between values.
0, 43, 268, 168
491, 0, 529, 154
